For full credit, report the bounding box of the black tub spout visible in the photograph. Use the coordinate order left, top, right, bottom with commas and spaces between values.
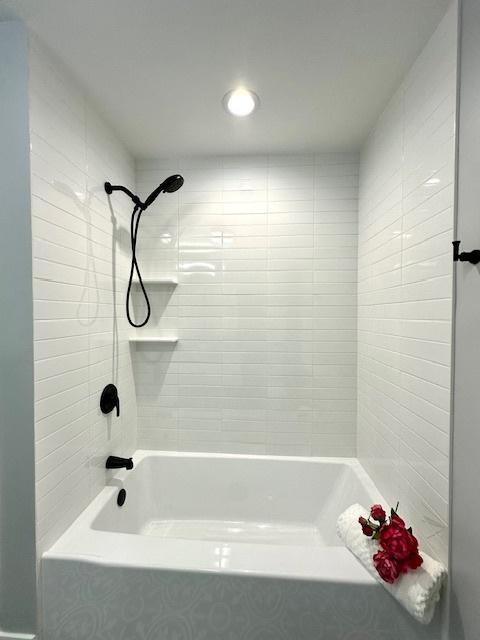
106, 456, 133, 470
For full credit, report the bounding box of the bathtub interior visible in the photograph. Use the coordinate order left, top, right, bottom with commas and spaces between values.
91, 452, 381, 547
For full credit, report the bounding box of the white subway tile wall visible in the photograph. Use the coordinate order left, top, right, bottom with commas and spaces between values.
357, 4, 456, 565
30, 39, 137, 556
134, 154, 358, 456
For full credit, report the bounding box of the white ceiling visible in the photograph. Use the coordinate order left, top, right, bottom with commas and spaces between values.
0, 0, 451, 158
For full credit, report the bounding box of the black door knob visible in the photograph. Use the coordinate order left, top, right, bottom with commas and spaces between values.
100, 384, 120, 417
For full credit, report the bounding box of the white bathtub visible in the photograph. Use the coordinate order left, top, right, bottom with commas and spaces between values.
42, 451, 441, 639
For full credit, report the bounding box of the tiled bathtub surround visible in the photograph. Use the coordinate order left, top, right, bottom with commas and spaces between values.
357, 4, 456, 565
26, 2, 456, 579
29, 39, 137, 557
134, 154, 358, 456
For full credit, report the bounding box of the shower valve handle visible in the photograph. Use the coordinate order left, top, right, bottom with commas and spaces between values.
100, 384, 120, 417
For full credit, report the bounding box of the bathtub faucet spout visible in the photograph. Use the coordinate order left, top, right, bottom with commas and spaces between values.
106, 456, 134, 470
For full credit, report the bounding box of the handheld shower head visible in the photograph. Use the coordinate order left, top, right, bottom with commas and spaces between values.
161, 174, 185, 193
104, 174, 184, 210
142, 174, 184, 210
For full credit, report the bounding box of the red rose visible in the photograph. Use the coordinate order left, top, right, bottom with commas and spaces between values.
358, 516, 374, 537
399, 551, 423, 573
379, 524, 416, 560
391, 512, 405, 528
370, 504, 386, 522
373, 550, 400, 583
406, 530, 419, 552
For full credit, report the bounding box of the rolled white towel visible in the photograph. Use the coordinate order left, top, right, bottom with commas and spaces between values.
336, 504, 447, 625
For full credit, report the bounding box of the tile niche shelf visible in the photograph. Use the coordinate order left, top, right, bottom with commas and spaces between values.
129, 276, 179, 345
131, 277, 178, 286
129, 336, 178, 344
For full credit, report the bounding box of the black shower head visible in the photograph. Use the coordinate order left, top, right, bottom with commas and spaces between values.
142, 174, 184, 209
104, 174, 184, 213
161, 174, 184, 193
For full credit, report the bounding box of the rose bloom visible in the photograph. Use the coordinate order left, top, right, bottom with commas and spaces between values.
391, 512, 405, 528
373, 550, 400, 583
370, 504, 386, 522
358, 516, 374, 537
399, 551, 423, 573
380, 523, 418, 561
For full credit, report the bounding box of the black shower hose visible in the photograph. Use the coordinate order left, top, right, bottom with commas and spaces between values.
126, 204, 150, 327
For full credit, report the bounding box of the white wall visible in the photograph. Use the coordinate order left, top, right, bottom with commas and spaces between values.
450, 0, 480, 636
29, 39, 137, 557
357, 3, 457, 565
133, 154, 358, 456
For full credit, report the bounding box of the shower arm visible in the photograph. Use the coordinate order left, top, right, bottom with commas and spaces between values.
104, 181, 143, 208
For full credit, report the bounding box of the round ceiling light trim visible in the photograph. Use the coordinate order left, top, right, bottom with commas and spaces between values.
223, 88, 259, 117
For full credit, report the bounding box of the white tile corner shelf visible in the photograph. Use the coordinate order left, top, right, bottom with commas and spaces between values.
129, 336, 178, 344
132, 277, 178, 286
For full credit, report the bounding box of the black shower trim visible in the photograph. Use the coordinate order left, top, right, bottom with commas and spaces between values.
452, 240, 480, 265
105, 175, 184, 328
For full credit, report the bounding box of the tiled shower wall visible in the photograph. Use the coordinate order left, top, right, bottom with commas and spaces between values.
29, 39, 137, 557
133, 154, 358, 455
357, 3, 456, 565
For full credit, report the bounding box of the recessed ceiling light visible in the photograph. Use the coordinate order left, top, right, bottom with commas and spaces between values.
223, 88, 259, 117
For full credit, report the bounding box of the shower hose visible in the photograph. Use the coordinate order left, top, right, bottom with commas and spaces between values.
126, 204, 150, 327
